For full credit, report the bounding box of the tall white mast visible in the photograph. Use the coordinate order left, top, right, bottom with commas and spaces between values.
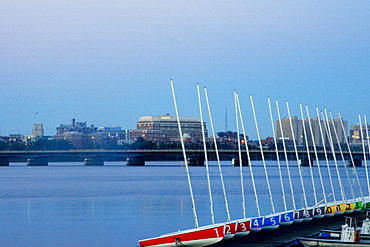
338, 112, 364, 201
359, 115, 370, 197
329, 111, 355, 201
170, 80, 199, 228
268, 97, 287, 212
305, 105, 327, 205
235, 92, 246, 219
323, 109, 346, 203
364, 115, 370, 197
316, 107, 336, 203
197, 84, 215, 224
286, 101, 308, 209
236, 94, 261, 216
250, 95, 275, 214
276, 99, 296, 210
204, 87, 231, 222
299, 103, 318, 206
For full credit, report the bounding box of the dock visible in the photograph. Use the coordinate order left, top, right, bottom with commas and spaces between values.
210, 212, 366, 247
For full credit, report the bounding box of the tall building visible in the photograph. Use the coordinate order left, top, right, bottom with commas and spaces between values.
327, 117, 348, 145
130, 115, 206, 143
32, 124, 44, 137
350, 123, 370, 145
275, 116, 303, 145
276, 116, 348, 146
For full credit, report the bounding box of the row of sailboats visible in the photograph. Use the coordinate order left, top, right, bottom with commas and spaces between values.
138, 80, 370, 247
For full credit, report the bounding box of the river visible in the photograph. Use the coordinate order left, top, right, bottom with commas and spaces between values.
0, 161, 368, 246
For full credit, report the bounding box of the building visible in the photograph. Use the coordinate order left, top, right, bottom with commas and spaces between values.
32, 124, 44, 137
130, 115, 207, 143
276, 116, 348, 146
56, 119, 97, 135
55, 119, 129, 148
326, 117, 348, 145
350, 123, 370, 145
97, 126, 131, 145
276, 116, 303, 145
8, 134, 24, 143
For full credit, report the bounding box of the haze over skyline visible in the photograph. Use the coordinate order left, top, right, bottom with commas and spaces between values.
1, 1, 369, 138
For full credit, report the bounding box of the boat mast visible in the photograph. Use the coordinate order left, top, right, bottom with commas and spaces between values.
276, 99, 296, 210
359, 115, 370, 197
328, 111, 355, 201
338, 112, 364, 201
364, 115, 370, 197
286, 101, 308, 209
170, 80, 199, 228
197, 84, 215, 224
204, 87, 231, 222
250, 95, 275, 214
268, 97, 287, 212
236, 94, 261, 216
299, 104, 318, 206
235, 92, 246, 219
322, 109, 346, 203
316, 107, 336, 204
305, 105, 327, 206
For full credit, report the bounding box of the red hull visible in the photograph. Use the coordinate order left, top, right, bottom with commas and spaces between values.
224, 222, 238, 240
139, 224, 225, 247
236, 219, 251, 235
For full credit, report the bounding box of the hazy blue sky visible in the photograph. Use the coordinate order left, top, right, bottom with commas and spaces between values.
1, 1, 369, 138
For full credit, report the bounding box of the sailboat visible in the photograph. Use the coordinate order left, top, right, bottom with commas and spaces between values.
268, 97, 294, 226
322, 109, 349, 214
140, 82, 369, 247
313, 107, 345, 216
232, 92, 263, 233
287, 101, 315, 222
328, 111, 357, 214
139, 80, 227, 247
250, 94, 281, 230
202, 86, 237, 240
275, 100, 304, 224
339, 112, 365, 212
303, 104, 330, 219
297, 217, 370, 246
359, 115, 370, 210
234, 93, 281, 231
338, 112, 367, 212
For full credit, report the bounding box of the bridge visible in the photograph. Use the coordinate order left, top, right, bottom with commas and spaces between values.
0, 149, 365, 166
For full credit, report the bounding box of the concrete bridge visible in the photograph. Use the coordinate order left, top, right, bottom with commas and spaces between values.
0, 149, 366, 166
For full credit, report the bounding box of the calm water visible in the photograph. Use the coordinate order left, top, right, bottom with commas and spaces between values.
0, 161, 368, 247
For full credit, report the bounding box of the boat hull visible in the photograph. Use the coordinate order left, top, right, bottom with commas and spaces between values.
250, 217, 263, 232
234, 219, 251, 236
263, 214, 280, 230
294, 208, 313, 223
223, 222, 237, 240
297, 237, 370, 247
321, 230, 370, 241
280, 211, 294, 226
313, 206, 326, 219
139, 224, 225, 247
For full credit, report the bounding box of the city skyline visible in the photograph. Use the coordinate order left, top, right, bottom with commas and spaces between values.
1, 113, 365, 140
1, 1, 369, 138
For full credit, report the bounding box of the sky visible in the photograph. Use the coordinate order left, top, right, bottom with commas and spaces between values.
1, 1, 369, 139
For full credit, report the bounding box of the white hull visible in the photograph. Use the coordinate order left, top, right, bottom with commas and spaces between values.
144, 238, 224, 247
297, 238, 370, 247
